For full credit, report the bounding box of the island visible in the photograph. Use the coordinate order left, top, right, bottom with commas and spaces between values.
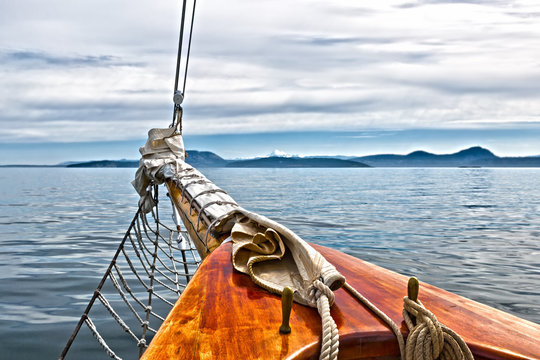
227, 157, 369, 168
2, 146, 540, 168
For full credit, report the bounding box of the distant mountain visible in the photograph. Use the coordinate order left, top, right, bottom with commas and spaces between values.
64, 150, 227, 168
476, 157, 540, 167
58, 161, 91, 166
352, 146, 540, 167
0, 164, 61, 168
185, 150, 228, 167
66, 154, 368, 168
227, 157, 370, 168
303, 155, 354, 160
4, 146, 540, 168
67, 160, 138, 168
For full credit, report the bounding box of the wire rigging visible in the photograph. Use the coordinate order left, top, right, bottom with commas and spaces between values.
173, 0, 197, 106
182, 0, 197, 95
173, 0, 188, 95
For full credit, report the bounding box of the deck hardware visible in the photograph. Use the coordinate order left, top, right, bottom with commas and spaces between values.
407, 277, 420, 326
279, 287, 293, 334
173, 91, 184, 105
407, 277, 419, 303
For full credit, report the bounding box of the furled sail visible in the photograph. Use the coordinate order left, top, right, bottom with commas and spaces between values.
133, 127, 346, 306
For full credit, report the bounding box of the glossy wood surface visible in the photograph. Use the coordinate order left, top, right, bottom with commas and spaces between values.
142, 242, 540, 360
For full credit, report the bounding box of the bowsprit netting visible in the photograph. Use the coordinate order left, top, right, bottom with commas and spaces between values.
59, 184, 201, 360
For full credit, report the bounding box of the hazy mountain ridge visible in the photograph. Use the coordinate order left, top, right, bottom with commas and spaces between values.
65, 150, 227, 168
3, 146, 540, 168
352, 146, 540, 167
67, 160, 138, 168
227, 157, 369, 168
184, 150, 228, 167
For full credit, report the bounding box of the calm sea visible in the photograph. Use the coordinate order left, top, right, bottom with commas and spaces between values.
0, 167, 539, 359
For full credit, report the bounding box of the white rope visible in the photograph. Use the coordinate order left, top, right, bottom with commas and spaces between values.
344, 282, 406, 359
403, 297, 474, 360
109, 272, 145, 325
307, 280, 340, 360
124, 239, 152, 288
132, 223, 187, 304
62, 184, 201, 359
113, 261, 165, 323
168, 231, 181, 295
85, 317, 123, 360
344, 281, 474, 360
97, 293, 141, 343
139, 214, 195, 291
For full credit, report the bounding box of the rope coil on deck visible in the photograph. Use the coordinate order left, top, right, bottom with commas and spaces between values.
344, 277, 474, 360
403, 297, 474, 360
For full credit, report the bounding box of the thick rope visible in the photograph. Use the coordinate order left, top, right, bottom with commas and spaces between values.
344, 280, 474, 360
403, 297, 474, 360
307, 280, 339, 360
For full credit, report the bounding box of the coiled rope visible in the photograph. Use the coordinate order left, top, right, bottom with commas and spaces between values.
342, 277, 474, 360
402, 296, 474, 360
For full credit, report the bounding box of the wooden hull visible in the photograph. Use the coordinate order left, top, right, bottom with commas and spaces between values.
142, 242, 540, 359
142, 177, 540, 359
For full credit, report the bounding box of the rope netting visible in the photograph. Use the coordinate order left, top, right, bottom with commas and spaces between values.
59, 184, 201, 360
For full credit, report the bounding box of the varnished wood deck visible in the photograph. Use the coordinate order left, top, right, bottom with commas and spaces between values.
142, 242, 540, 360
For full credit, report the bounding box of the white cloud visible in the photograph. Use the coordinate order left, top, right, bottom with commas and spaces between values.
1, 0, 540, 143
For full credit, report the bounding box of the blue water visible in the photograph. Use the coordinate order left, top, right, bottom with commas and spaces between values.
0, 167, 539, 359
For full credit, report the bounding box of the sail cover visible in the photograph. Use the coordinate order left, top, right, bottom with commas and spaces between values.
229, 209, 345, 305
132, 128, 345, 305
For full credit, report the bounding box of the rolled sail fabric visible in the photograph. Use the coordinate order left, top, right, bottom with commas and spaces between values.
132, 128, 345, 305
231, 209, 345, 306
132, 127, 186, 212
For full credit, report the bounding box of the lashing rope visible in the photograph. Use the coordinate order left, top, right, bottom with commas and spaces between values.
403, 297, 474, 360
61, 172, 239, 359
85, 317, 122, 360
342, 278, 473, 360
59, 185, 201, 360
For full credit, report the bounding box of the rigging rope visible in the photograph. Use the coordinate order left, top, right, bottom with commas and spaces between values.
59, 185, 201, 360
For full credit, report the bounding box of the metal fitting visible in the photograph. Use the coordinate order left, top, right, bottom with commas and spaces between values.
173, 90, 184, 105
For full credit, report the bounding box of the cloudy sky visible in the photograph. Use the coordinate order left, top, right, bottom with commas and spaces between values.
1, 0, 540, 163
